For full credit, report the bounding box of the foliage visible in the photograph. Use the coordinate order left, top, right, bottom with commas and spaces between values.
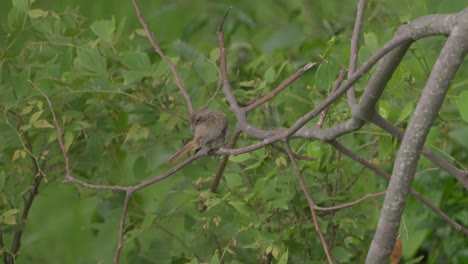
0, 0, 467, 263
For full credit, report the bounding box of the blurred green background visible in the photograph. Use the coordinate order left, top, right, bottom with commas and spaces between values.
1, 0, 467, 263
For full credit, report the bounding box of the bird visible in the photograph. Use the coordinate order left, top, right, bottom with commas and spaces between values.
168, 108, 228, 164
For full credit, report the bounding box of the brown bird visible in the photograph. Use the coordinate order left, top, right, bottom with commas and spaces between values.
168, 108, 228, 164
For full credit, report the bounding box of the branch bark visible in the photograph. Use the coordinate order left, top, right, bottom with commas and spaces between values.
366, 8, 468, 263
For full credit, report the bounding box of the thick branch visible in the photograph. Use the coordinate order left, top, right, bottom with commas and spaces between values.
366, 9, 468, 263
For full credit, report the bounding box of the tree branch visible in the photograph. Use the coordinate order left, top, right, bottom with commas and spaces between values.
284, 141, 333, 264
366, 12, 468, 262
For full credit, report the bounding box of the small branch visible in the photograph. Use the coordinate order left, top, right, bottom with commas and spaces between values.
217, 8, 247, 125
211, 234, 225, 264
114, 191, 132, 263
372, 113, 468, 189
270, 143, 317, 161
133, 153, 204, 190
329, 140, 468, 235
317, 69, 348, 128
314, 191, 386, 212
283, 141, 333, 264
35, 84, 71, 178
243, 62, 317, 113
131, 0, 193, 113
63, 177, 129, 191
210, 128, 241, 193
346, 0, 366, 106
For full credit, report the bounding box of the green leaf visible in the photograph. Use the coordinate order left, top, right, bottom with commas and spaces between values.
275, 60, 289, 79
238, 80, 257, 87
133, 156, 148, 179
33, 119, 54, 128
20, 105, 34, 115
224, 173, 243, 189
3, 215, 17, 225
2, 209, 20, 216
7, 7, 21, 30
0, 171, 5, 190
210, 48, 220, 62
12, 66, 31, 98
229, 201, 254, 216
141, 214, 156, 229
29, 110, 43, 123
28, 9, 48, 18
122, 71, 147, 85
278, 249, 288, 264
121, 51, 151, 71
194, 58, 219, 83
229, 153, 252, 163
90, 17, 115, 43
13, 0, 29, 12
125, 123, 149, 143
378, 100, 390, 119
397, 101, 415, 122
73, 47, 106, 74
261, 23, 304, 53
455, 90, 468, 123
364, 32, 379, 52
264, 66, 276, 83
449, 127, 468, 149
306, 142, 322, 170
379, 135, 394, 158
115, 17, 126, 42
331, 246, 353, 262
210, 254, 221, 264
64, 131, 74, 151
405, 255, 425, 264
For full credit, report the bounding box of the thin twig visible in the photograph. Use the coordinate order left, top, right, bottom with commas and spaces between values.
317, 69, 348, 127
35, 83, 72, 178
211, 128, 241, 193
131, 0, 193, 113
372, 113, 468, 189
6, 85, 48, 263
329, 140, 468, 235
270, 143, 317, 161
114, 191, 132, 263
283, 141, 334, 264
314, 191, 386, 212
244, 62, 317, 113
217, 8, 245, 124
347, 0, 366, 106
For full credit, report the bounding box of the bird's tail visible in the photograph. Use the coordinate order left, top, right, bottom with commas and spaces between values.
167, 140, 196, 164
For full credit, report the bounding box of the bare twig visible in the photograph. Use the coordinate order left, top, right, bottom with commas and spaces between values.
217, 7, 248, 129
5, 95, 47, 263
35, 84, 72, 178
114, 191, 132, 263
347, 0, 367, 106
314, 191, 386, 212
244, 62, 317, 113
329, 140, 468, 235
131, 0, 193, 113
372, 113, 468, 189
270, 143, 317, 161
210, 128, 241, 193
317, 69, 348, 127
283, 141, 333, 264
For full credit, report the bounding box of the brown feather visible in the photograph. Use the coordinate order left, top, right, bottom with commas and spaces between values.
167, 140, 197, 164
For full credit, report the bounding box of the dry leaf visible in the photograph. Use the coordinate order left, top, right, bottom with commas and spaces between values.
390, 235, 403, 264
